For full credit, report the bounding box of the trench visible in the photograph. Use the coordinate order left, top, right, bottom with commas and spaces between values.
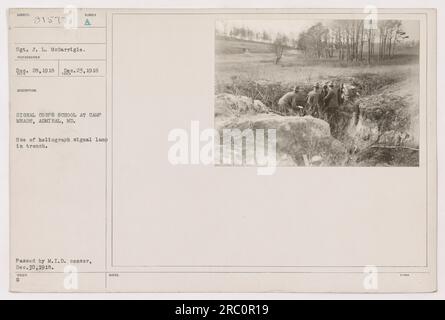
327, 102, 418, 167
218, 73, 419, 167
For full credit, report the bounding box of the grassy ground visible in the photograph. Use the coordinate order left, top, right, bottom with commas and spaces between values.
215, 38, 419, 87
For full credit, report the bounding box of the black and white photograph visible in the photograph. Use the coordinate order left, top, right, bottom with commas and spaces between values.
215, 19, 420, 167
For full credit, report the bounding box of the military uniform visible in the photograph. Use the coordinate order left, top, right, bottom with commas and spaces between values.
319, 86, 329, 120
323, 87, 340, 135
306, 90, 321, 117
324, 88, 339, 111
278, 91, 305, 114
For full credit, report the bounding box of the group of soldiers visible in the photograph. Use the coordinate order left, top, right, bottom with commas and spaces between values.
277, 82, 345, 125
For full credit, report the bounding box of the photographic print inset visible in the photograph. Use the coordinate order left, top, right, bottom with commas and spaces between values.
215, 19, 420, 167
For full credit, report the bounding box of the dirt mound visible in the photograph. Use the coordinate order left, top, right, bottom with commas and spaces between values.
356, 147, 419, 167
216, 78, 313, 112
217, 114, 349, 167
339, 90, 419, 166
357, 93, 416, 144
215, 93, 269, 118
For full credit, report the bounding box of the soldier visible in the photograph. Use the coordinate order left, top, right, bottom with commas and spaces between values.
338, 83, 345, 106
319, 83, 329, 120
323, 82, 340, 134
278, 86, 306, 115
306, 83, 321, 117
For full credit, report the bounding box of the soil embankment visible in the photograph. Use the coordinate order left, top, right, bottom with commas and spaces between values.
215, 72, 419, 167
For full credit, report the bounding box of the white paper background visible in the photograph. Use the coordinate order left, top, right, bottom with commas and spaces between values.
0, 0, 443, 300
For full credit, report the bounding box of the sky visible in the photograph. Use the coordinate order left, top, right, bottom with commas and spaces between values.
216, 19, 420, 41
401, 20, 420, 41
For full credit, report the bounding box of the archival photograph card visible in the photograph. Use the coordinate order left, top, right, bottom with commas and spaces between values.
9, 8, 437, 293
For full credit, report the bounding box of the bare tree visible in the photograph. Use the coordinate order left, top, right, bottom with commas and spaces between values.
273, 34, 286, 64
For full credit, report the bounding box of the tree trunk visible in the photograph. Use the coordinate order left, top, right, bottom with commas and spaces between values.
368, 29, 372, 64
